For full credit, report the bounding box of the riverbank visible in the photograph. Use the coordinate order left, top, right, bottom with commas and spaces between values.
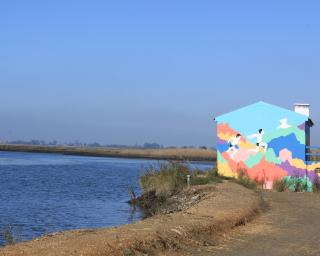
0, 182, 263, 256
0, 144, 216, 162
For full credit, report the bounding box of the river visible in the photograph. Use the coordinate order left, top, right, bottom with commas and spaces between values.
0, 151, 214, 245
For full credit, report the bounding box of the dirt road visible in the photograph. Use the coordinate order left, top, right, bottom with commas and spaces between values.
189, 191, 320, 256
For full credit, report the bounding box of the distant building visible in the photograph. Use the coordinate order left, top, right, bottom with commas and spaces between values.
215, 101, 319, 189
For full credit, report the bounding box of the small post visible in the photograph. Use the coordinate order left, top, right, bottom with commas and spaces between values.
187, 175, 191, 188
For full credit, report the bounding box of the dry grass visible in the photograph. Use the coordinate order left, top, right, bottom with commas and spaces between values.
140, 162, 221, 193
234, 169, 258, 190
273, 179, 287, 192
0, 144, 216, 162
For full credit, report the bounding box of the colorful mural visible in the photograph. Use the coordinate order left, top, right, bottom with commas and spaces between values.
215, 101, 320, 189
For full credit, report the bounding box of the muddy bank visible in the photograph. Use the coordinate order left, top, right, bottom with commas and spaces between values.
0, 183, 263, 256
129, 185, 214, 217
0, 144, 216, 162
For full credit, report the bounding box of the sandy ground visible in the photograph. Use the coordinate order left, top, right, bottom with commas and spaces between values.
0, 183, 261, 256
186, 190, 320, 256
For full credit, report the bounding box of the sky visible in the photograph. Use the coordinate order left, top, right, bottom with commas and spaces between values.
1, 1, 320, 147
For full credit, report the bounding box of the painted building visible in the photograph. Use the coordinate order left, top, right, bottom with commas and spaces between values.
215, 101, 319, 189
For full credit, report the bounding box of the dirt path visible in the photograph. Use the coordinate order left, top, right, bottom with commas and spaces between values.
188, 191, 320, 256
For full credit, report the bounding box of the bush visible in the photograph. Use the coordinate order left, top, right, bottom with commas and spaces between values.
140, 162, 222, 193
140, 162, 191, 193
282, 176, 313, 192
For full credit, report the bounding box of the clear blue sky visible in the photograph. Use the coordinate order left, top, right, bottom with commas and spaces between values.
1, 1, 320, 147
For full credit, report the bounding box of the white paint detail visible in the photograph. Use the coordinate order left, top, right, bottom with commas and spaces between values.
294, 103, 310, 117
278, 118, 291, 129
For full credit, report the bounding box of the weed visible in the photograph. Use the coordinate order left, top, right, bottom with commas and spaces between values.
3, 224, 15, 245
140, 161, 190, 193
190, 168, 223, 185
313, 175, 320, 192
140, 162, 222, 194
273, 179, 286, 192
235, 169, 257, 190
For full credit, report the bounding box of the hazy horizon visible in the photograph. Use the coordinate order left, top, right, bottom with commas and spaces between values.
1, 1, 320, 147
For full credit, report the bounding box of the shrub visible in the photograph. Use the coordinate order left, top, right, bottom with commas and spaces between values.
140, 161, 191, 193
140, 163, 222, 193
282, 175, 313, 192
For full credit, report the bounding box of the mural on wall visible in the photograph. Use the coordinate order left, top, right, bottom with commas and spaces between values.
215, 102, 320, 188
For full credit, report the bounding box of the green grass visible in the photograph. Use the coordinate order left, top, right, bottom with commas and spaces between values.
190, 169, 223, 185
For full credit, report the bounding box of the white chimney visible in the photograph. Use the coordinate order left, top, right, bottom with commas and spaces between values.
294, 103, 310, 117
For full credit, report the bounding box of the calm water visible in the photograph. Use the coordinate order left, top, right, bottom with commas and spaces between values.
0, 151, 213, 245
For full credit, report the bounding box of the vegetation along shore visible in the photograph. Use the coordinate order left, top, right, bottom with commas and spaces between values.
0, 144, 216, 162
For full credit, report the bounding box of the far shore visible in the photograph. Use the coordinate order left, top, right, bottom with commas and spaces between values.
0, 144, 216, 162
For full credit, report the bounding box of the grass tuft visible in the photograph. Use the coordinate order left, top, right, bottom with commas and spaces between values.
3, 224, 15, 246
140, 162, 190, 193
273, 179, 286, 192
140, 161, 221, 194
234, 169, 257, 190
